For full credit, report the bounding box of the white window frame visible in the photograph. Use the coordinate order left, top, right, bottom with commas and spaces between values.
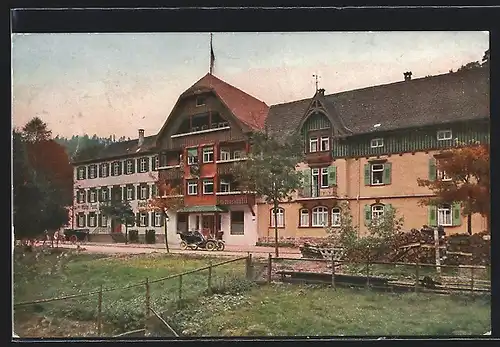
312, 206, 328, 227
101, 214, 108, 227
233, 150, 243, 160
89, 214, 96, 227
101, 188, 108, 201
101, 164, 108, 177
77, 167, 85, 180
90, 190, 97, 203
371, 163, 384, 185
203, 147, 214, 163
331, 208, 341, 227
437, 130, 453, 141
154, 212, 162, 227
437, 168, 452, 181
140, 185, 148, 200
311, 168, 320, 197
321, 167, 329, 188
320, 136, 330, 151
203, 179, 214, 194
220, 179, 231, 193
113, 162, 121, 176
127, 186, 134, 200
220, 149, 230, 161
270, 208, 284, 228
299, 209, 309, 227
89, 165, 96, 179
370, 138, 384, 148
78, 190, 85, 203
77, 214, 85, 227
438, 205, 452, 226
154, 156, 159, 169
309, 137, 318, 152
187, 152, 198, 165
371, 204, 385, 221
125, 160, 133, 174
139, 158, 148, 172
187, 181, 198, 195
139, 213, 148, 227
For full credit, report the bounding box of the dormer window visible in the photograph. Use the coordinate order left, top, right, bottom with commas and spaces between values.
370, 138, 384, 148
437, 130, 452, 141
196, 96, 206, 107
309, 137, 318, 152
320, 136, 330, 151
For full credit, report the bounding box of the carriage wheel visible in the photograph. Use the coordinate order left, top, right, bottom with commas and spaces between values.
180, 241, 188, 250
189, 244, 199, 250
216, 241, 225, 251
206, 241, 216, 251
70, 235, 78, 244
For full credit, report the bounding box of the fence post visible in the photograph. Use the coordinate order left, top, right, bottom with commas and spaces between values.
470, 266, 475, 291
331, 255, 336, 290
415, 261, 420, 293
267, 253, 272, 284
245, 252, 253, 280
208, 261, 212, 295
365, 260, 370, 289
145, 277, 150, 322
97, 284, 103, 337
178, 275, 183, 309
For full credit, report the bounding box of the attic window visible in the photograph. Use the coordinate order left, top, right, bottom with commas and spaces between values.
437, 130, 452, 141
370, 138, 384, 148
196, 96, 206, 107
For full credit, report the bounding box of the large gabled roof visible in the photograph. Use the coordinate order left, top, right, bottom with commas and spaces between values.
265, 67, 490, 140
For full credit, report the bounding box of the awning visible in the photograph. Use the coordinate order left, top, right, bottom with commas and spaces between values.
177, 205, 228, 213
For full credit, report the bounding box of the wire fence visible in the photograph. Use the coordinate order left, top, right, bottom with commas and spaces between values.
14, 255, 250, 338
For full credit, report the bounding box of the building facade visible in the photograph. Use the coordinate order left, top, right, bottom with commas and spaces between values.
71, 67, 489, 245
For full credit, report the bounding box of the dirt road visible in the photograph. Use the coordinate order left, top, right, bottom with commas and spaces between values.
58, 242, 302, 259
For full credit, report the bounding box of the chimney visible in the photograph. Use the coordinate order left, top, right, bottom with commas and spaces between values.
138, 129, 145, 147
318, 88, 325, 96
404, 71, 412, 81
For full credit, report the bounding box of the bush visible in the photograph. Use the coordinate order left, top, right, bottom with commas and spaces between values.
128, 230, 139, 243
145, 230, 156, 244
255, 241, 296, 248
209, 277, 256, 295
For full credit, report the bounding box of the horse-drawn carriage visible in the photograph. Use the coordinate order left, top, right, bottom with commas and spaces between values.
61, 228, 90, 244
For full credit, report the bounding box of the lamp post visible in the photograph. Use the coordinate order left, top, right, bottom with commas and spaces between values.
164, 208, 170, 252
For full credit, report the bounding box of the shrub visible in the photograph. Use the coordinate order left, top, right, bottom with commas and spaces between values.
209, 277, 256, 295
128, 230, 139, 243
145, 230, 156, 244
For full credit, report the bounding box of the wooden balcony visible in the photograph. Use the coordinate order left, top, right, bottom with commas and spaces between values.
305, 151, 333, 165
216, 192, 255, 205
159, 166, 183, 180
297, 186, 337, 199
216, 159, 247, 175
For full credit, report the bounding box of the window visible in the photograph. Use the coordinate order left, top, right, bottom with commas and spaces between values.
100, 163, 108, 177
153, 156, 159, 171
89, 165, 97, 179
220, 179, 231, 193
77, 214, 86, 227
309, 137, 318, 152
154, 212, 162, 227
100, 214, 108, 227
321, 167, 329, 188
140, 185, 149, 200
437, 130, 452, 141
203, 179, 214, 194
230, 211, 245, 235
203, 147, 214, 163
371, 204, 385, 221
125, 160, 133, 174
101, 188, 108, 201
299, 209, 310, 227
187, 148, 198, 165
139, 158, 148, 172
77, 167, 85, 180
187, 181, 198, 195
233, 150, 243, 160
139, 213, 148, 227
438, 205, 452, 226
370, 138, 384, 148
196, 96, 206, 107
270, 208, 284, 227
331, 208, 341, 227
371, 164, 384, 185
220, 149, 230, 161
126, 186, 134, 200
312, 206, 328, 227
437, 168, 452, 181
320, 136, 330, 151
89, 190, 97, 203
77, 190, 86, 203
151, 185, 158, 198
112, 162, 121, 176
89, 213, 97, 227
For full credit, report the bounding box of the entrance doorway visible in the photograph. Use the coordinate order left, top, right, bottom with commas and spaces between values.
111, 219, 122, 233
202, 215, 215, 237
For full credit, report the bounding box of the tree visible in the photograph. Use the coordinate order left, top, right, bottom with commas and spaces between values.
234, 131, 305, 257
147, 181, 184, 252
482, 49, 490, 67
21, 117, 52, 142
417, 142, 490, 235
100, 199, 135, 244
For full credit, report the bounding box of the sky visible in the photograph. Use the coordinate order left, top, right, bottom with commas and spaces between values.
12, 31, 489, 139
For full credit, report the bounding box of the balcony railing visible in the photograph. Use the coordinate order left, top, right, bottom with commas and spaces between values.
159, 166, 183, 180
217, 159, 247, 175
298, 186, 337, 199
216, 191, 254, 205
305, 151, 333, 164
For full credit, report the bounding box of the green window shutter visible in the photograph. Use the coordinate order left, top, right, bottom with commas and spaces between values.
452, 202, 462, 226
98, 213, 102, 227
86, 190, 91, 203
121, 187, 126, 201
146, 185, 150, 199
118, 161, 123, 175
302, 168, 311, 196
386, 204, 393, 214
96, 188, 101, 202
131, 160, 136, 174
328, 165, 337, 186
98, 165, 102, 178
364, 164, 371, 186
383, 162, 392, 185
87, 214, 91, 227
429, 158, 437, 181
152, 185, 157, 198
145, 157, 150, 172
428, 205, 437, 227
150, 212, 154, 226
145, 212, 149, 227
81, 167, 86, 179
152, 156, 157, 171
364, 205, 371, 227
160, 212, 165, 226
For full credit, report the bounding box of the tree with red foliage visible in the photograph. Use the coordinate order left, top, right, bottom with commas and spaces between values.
146, 179, 184, 252
417, 142, 490, 235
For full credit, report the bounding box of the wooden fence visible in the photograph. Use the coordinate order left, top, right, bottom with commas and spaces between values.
14, 255, 250, 337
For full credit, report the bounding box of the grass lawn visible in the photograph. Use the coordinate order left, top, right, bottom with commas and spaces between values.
14, 249, 490, 337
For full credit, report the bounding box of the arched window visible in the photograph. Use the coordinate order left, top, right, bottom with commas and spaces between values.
270, 208, 285, 228
371, 204, 385, 224
331, 208, 341, 227
312, 206, 328, 227
299, 209, 309, 227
